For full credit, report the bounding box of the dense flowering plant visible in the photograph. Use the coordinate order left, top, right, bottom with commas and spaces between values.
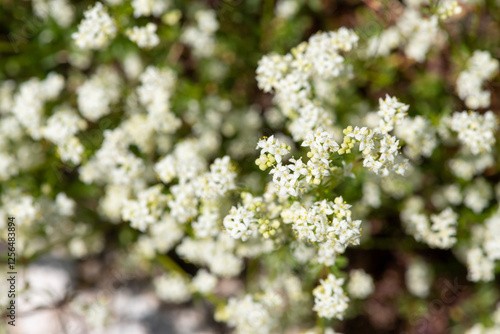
1, 0, 500, 333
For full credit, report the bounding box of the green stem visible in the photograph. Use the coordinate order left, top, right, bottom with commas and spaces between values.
156, 254, 190, 278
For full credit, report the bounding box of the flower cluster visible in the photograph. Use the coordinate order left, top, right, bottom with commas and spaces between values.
131, 0, 170, 17
256, 28, 358, 139
347, 269, 375, 299
367, 5, 445, 62
32, 0, 75, 28
222, 293, 282, 334
448, 110, 498, 155
77, 66, 122, 122
4, 0, 500, 332
343, 125, 407, 176
181, 9, 219, 58
285, 197, 362, 251
376, 94, 409, 133
456, 51, 499, 109
403, 203, 458, 249
313, 274, 349, 320
72, 2, 117, 50
127, 23, 160, 49
466, 210, 500, 282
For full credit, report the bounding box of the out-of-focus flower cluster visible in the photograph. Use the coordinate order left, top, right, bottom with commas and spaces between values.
1, 0, 500, 333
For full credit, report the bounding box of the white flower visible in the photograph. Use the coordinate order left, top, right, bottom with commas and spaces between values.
154, 274, 191, 303
127, 23, 160, 49
42, 107, 87, 145
456, 51, 499, 109
57, 136, 84, 164
313, 273, 349, 320
347, 269, 375, 299
55, 193, 75, 216
275, 0, 299, 19
181, 10, 219, 58
192, 269, 217, 294
377, 94, 409, 133
77, 67, 121, 122
466, 247, 495, 282
72, 2, 116, 50
464, 178, 493, 214
406, 258, 431, 298
437, 0, 462, 20
131, 0, 170, 17
449, 111, 498, 155
121, 185, 167, 232
223, 206, 257, 241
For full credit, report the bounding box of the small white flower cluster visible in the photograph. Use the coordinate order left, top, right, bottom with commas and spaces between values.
225, 294, 279, 334
376, 94, 409, 133
32, 0, 75, 28
367, 6, 446, 62
464, 178, 493, 214
402, 199, 458, 249
466, 247, 495, 283
366, 27, 400, 58
195, 156, 237, 199
42, 107, 87, 164
269, 129, 339, 197
80, 127, 145, 185
135, 213, 184, 257
285, 197, 362, 251
181, 10, 219, 58
256, 28, 357, 139
191, 269, 218, 295
176, 234, 245, 278
154, 273, 191, 303
400, 12, 442, 63
256, 135, 290, 166
344, 126, 407, 176
12, 73, 65, 140
437, 0, 462, 20
131, 0, 170, 17
155, 140, 206, 184
456, 51, 499, 109
55, 193, 76, 216
122, 185, 167, 232
4, 193, 40, 227
466, 210, 500, 282
449, 111, 498, 155
275, 0, 299, 19
406, 258, 432, 298
313, 273, 349, 320
223, 205, 257, 241
137, 66, 180, 134
347, 269, 374, 299
448, 153, 495, 181
127, 23, 160, 49
77, 66, 122, 122
72, 2, 117, 50
395, 116, 437, 160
